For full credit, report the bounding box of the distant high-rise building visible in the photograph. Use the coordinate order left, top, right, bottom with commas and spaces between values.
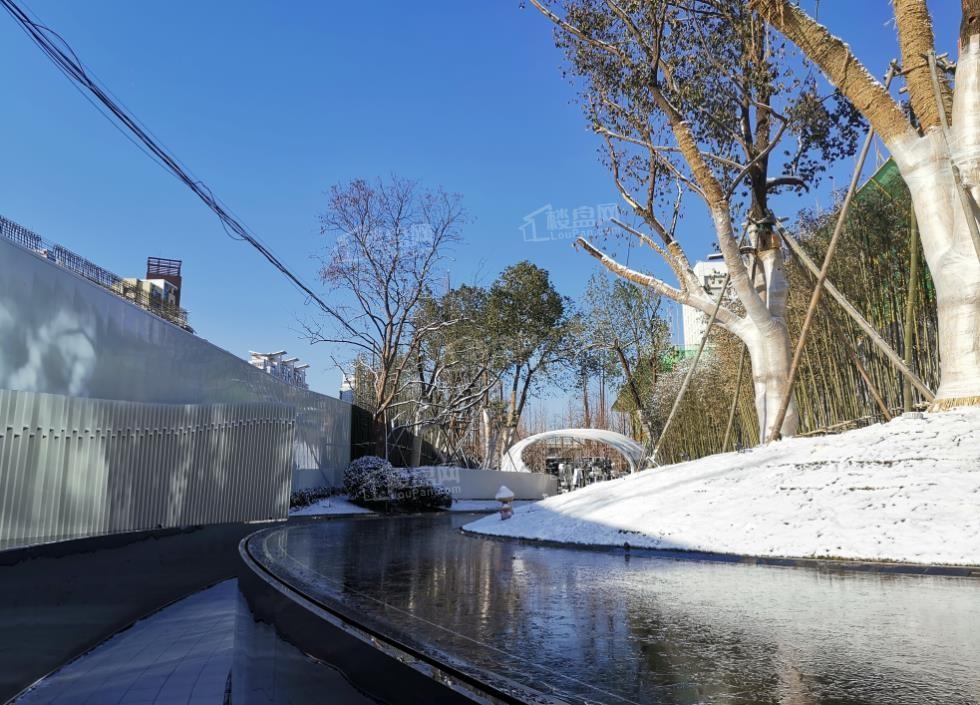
145, 257, 184, 306
249, 350, 309, 389
117, 257, 185, 326
338, 374, 355, 404
681, 253, 729, 350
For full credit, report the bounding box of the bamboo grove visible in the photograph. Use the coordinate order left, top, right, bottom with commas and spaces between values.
652, 167, 939, 465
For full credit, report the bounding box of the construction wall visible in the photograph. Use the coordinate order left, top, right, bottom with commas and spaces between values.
0, 236, 350, 544
0, 390, 295, 547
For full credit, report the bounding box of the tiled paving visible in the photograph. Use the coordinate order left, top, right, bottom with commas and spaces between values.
14, 580, 236, 705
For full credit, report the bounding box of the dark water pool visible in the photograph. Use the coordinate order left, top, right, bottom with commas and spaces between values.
247, 514, 980, 705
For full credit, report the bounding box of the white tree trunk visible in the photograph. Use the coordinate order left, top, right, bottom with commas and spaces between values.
887, 39, 980, 406
725, 240, 798, 440
410, 429, 423, 467
739, 320, 799, 441
480, 407, 498, 469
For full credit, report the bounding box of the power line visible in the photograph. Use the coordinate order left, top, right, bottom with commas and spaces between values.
0, 0, 348, 325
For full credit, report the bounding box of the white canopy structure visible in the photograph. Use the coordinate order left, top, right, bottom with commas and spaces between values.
500, 429, 647, 474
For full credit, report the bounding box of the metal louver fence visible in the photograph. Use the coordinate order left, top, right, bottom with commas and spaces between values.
0, 389, 295, 548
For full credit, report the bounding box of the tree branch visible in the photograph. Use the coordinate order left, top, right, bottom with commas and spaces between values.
528, 0, 627, 60
893, 0, 951, 129
575, 235, 740, 330
752, 0, 911, 143
610, 217, 699, 291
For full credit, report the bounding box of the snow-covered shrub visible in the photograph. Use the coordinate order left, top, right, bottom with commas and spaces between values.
344, 455, 399, 503
344, 455, 452, 511
393, 471, 453, 511
289, 486, 338, 509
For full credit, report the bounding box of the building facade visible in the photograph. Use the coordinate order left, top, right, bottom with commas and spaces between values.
681, 253, 729, 350
249, 350, 310, 390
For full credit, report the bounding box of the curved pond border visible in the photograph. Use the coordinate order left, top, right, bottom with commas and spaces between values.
238, 521, 570, 705
460, 525, 980, 578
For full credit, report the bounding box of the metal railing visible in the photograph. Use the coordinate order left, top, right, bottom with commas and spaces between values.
0, 215, 192, 331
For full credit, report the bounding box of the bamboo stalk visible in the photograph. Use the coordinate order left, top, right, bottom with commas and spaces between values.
903, 203, 921, 412
778, 225, 935, 403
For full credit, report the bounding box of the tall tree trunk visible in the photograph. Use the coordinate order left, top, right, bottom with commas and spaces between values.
372, 413, 388, 459
582, 373, 591, 427
742, 322, 800, 440
735, 240, 799, 439
410, 415, 424, 467
501, 424, 518, 458
889, 132, 980, 405
598, 369, 607, 428
935, 31, 980, 406
755, 0, 980, 409
410, 434, 423, 467
480, 406, 498, 469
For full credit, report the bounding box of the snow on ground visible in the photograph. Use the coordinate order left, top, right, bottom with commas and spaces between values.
289, 495, 374, 517
466, 409, 980, 566
448, 499, 535, 512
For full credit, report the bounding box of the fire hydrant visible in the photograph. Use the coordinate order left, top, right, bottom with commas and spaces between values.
496, 485, 515, 520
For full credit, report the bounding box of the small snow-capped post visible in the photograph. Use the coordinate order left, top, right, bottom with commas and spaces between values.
496, 485, 515, 520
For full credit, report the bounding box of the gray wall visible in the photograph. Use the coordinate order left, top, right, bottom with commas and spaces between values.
416, 467, 557, 500
0, 389, 294, 547
0, 236, 350, 543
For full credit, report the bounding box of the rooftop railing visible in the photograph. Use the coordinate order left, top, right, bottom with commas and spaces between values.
0, 215, 192, 332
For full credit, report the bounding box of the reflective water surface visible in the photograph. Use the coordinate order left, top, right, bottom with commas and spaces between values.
249, 514, 980, 705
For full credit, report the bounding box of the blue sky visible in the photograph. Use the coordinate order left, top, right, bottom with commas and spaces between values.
0, 1, 960, 398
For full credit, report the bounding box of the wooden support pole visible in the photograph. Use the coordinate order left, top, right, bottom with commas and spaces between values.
721, 344, 746, 452
778, 223, 936, 402
651, 269, 732, 464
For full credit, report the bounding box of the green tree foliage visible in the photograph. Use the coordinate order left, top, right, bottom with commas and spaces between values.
548, 0, 863, 220
486, 261, 574, 454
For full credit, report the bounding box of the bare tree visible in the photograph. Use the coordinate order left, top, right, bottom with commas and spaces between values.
401, 285, 506, 466
530, 0, 863, 439
752, 0, 980, 410
580, 272, 672, 447
306, 176, 466, 455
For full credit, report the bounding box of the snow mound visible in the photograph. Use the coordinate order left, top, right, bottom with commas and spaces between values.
465, 409, 980, 566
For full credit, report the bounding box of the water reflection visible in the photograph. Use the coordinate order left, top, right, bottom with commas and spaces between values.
249, 515, 980, 705
233, 590, 374, 705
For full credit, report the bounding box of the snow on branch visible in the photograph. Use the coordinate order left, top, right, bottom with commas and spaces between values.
574, 235, 739, 330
